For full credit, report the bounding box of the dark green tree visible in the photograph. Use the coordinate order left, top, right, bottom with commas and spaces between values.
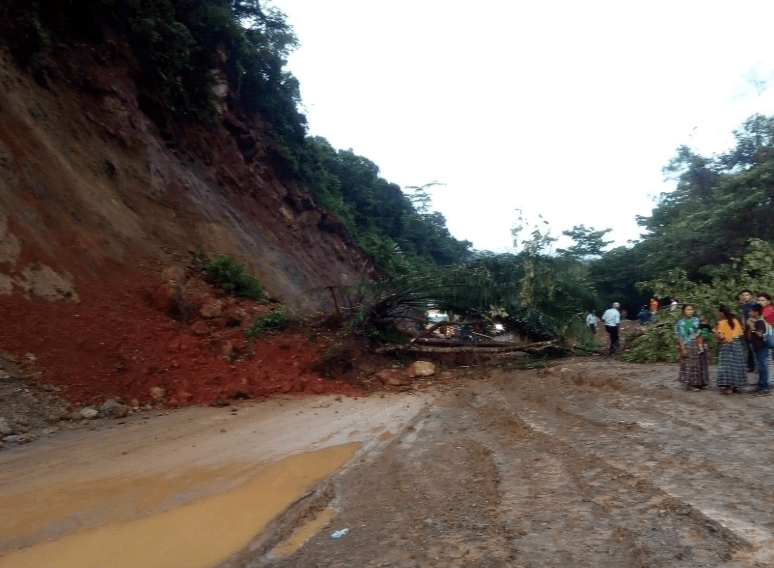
557, 225, 613, 260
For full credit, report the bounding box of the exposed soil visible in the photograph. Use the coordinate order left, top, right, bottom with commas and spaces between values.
231, 358, 774, 568
6, 357, 774, 566
0, 260, 374, 451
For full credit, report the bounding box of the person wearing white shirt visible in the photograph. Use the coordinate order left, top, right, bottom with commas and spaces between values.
602, 302, 621, 355
586, 311, 597, 335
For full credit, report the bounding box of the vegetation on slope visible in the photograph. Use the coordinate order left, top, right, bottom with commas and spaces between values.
2, 0, 472, 275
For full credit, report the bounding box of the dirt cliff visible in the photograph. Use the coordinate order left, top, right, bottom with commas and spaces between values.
0, 40, 368, 314
0, 37, 371, 409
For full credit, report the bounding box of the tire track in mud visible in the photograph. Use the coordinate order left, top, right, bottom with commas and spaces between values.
228, 360, 774, 567
481, 361, 774, 566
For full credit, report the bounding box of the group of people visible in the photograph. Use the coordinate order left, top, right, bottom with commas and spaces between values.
675, 290, 774, 395
587, 291, 774, 395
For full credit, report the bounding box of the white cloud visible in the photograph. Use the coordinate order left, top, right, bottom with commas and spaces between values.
273, 0, 774, 252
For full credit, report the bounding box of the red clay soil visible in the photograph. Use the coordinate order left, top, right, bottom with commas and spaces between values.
0, 264, 365, 409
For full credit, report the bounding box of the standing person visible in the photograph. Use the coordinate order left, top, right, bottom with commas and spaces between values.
675, 304, 709, 391
757, 292, 774, 384
638, 305, 651, 325
746, 303, 770, 395
602, 302, 621, 355
649, 297, 659, 315
756, 292, 774, 324
739, 289, 757, 373
714, 305, 747, 394
586, 311, 597, 335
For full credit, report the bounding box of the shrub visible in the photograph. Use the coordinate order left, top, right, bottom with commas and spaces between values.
246, 307, 288, 336
204, 255, 264, 300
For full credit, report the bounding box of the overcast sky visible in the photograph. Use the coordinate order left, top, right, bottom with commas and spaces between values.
271, 0, 774, 253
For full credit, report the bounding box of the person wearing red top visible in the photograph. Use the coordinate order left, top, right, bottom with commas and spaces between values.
757, 292, 774, 388
757, 292, 774, 324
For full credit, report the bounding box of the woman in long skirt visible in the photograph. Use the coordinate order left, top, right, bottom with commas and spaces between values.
675, 304, 710, 390
714, 305, 747, 393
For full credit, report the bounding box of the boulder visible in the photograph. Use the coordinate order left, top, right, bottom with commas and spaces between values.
150, 386, 166, 403
0, 417, 13, 435
200, 298, 223, 319
190, 321, 210, 336
113, 405, 129, 419
407, 361, 436, 378
100, 399, 122, 414
80, 407, 99, 419
161, 265, 186, 289
376, 368, 410, 386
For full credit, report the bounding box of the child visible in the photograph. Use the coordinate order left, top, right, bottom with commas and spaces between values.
696, 314, 712, 353
746, 304, 770, 395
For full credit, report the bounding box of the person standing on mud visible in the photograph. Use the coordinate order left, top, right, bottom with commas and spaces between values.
746, 303, 770, 396
675, 304, 709, 391
714, 305, 747, 394
586, 311, 597, 335
739, 289, 757, 373
602, 302, 621, 355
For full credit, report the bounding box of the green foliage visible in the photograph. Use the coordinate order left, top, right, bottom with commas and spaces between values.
6, 2, 52, 67
622, 239, 774, 363
557, 225, 613, 260
8, 0, 305, 134
292, 137, 473, 274
588, 113, 774, 314
621, 310, 681, 363
246, 307, 288, 336
339, 251, 595, 346
204, 255, 265, 299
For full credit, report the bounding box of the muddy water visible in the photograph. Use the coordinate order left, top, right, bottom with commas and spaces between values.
0, 443, 359, 568
272, 507, 336, 558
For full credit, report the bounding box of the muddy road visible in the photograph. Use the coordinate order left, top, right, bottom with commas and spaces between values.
4, 358, 774, 567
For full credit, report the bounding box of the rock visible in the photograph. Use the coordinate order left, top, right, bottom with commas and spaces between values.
3, 435, 20, 443
100, 399, 122, 414
200, 298, 223, 319
0, 417, 13, 435
215, 339, 234, 358
150, 386, 166, 403
80, 408, 99, 419
376, 369, 410, 386
190, 320, 210, 336
557, 367, 577, 381
70, 411, 83, 421
407, 361, 436, 378
113, 405, 129, 419
143, 404, 153, 411
130, 398, 140, 409
161, 265, 186, 289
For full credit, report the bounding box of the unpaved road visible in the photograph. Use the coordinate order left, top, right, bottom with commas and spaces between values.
4, 358, 774, 567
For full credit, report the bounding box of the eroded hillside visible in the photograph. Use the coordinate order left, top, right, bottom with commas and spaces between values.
0, 40, 368, 314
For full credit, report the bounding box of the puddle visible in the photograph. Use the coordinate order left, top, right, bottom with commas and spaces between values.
0, 443, 359, 568
0, 464, 254, 546
272, 507, 336, 558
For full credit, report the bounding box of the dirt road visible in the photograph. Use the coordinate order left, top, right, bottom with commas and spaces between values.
4, 358, 774, 567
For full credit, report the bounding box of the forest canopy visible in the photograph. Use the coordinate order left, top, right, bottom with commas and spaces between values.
586, 113, 774, 314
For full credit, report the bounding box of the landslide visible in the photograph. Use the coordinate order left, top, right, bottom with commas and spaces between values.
0, 18, 371, 425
